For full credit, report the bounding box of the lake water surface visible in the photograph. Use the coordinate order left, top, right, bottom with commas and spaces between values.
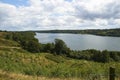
35, 33, 120, 51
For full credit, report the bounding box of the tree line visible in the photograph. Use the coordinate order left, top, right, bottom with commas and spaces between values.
69, 49, 120, 63
35, 28, 120, 37
5, 32, 120, 63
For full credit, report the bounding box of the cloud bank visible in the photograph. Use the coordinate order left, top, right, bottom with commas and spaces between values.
0, 0, 120, 31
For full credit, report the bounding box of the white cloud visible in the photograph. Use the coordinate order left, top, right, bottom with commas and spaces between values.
114, 19, 120, 26
75, 0, 114, 12
0, 0, 120, 31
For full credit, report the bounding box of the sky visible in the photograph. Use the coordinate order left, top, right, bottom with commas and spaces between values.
0, 0, 120, 31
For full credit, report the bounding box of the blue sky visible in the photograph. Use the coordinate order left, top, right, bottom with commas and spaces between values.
65, 0, 73, 2
0, 0, 29, 7
0, 0, 120, 31
0, 0, 74, 7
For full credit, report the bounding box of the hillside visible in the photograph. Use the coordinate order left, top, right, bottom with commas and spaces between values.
0, 47, 120, 80
0, 31, 120, 80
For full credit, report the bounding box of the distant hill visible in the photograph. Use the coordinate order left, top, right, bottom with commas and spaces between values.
34, 28, 120, 37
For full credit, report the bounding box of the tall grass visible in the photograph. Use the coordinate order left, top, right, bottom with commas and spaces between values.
0, 48, 120, 80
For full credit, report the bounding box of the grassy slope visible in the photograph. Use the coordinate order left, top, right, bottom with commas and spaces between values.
0, 32, 120, 80
0, 48, 120, 80
0, 32, 20, 47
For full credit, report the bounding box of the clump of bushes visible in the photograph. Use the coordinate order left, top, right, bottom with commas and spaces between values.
69, 49, 120, 63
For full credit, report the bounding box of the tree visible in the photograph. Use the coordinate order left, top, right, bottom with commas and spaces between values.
54, 39, 70, 55
25, 40, 41, 53
43, 43, 55, 53
101, 50, 110, 62
110, 52, 120, 61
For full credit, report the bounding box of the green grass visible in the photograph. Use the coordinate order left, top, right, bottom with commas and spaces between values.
0, 32, 19, 47
0, 70, 82, 80
45, 54, 66, 63
0, 48, 120, 80
0, 39, 19, 47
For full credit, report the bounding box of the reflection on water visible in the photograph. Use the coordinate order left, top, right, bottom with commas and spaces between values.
35, 33, 120, 51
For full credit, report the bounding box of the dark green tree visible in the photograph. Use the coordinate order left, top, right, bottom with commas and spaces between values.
43, 43, 55, 53
26, 40, 41, 53
54, 39, 70, 55
101, 50, 110, 62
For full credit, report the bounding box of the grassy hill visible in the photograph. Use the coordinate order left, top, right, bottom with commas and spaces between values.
0, 47, 120, 80
0, 32, 20, 47
0, 31, 120, 80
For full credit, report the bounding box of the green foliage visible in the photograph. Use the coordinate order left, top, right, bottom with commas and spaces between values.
4, 32, 71, 55
42, 43, 55, 53
54, 39, 70, 55
4, 32, 42, 53
101, 50, 111, 62
69, 49, 120, 63
21, 40, 41, 53
110, 51, 120, 61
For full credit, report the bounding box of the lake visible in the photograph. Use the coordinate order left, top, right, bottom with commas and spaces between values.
35, 33, 120, 51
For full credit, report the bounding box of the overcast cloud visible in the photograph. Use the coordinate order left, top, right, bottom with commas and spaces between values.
0, 0, 120, 31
